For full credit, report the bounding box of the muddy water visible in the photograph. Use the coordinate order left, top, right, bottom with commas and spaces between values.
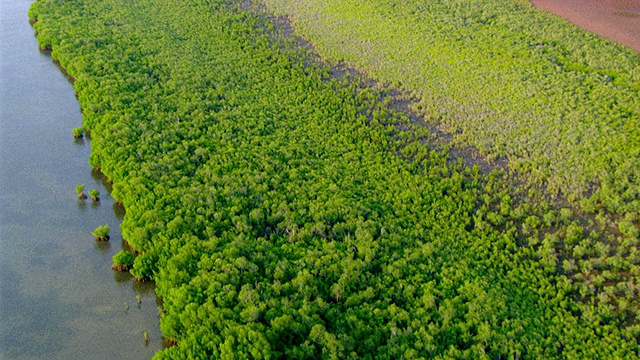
531, 0, 640, 52
0, 0, 163, 358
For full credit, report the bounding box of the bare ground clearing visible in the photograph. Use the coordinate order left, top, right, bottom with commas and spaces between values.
531, 0, 640, 52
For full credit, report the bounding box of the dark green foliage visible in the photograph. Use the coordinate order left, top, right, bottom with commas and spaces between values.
30, 0, 640, 358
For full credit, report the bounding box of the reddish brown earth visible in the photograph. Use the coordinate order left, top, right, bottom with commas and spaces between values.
531, 0, 640, 52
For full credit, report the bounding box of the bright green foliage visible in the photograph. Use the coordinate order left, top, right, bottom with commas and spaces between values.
29, 0, 640, 358
262, 0, 640, 217
75, 184, 87, 199
91, 224, 110, 241
112, 250, 135, 271
88, 189, 100, 201
72, 126, 84, 138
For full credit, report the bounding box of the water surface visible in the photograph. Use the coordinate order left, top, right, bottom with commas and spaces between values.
1, 1, 163, 358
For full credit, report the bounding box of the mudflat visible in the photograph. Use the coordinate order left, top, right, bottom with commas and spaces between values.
531, 0, 640, 52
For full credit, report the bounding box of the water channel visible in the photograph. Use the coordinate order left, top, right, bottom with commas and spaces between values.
1, 0, 637, 358
0, 0, 162, 358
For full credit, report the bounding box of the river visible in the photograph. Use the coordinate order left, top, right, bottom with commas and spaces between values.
0, 0, 163, 358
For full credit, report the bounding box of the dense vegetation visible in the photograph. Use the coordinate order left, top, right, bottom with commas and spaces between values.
262, 0, 640, 217
29, 0, 639, 358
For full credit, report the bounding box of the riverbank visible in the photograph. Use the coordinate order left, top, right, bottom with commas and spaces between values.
531, 0, 640, 52
0, 0, 162, 358
29, 0, 640, 357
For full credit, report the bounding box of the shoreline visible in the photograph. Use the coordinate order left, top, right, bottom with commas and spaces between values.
530, 0, 640, 52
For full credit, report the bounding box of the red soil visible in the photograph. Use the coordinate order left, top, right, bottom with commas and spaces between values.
531, 0, 640, 52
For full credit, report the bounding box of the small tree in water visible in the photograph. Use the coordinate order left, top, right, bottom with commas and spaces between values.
75, 184, 87, 199
111, 250, 135, 271
91, 225, 110, 241
72, 127, 84, 139
88, 189, 100, 202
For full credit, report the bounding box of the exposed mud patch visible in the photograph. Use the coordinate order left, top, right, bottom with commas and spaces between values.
531, 0, 640, 52
245, 0, 506, 175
